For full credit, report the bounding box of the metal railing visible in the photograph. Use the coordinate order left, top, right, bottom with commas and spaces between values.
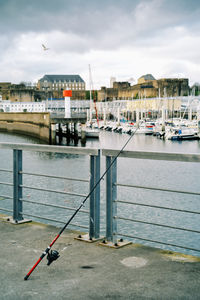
0, 167, 13, 214
0, 143, 200, 256
0, 143, 100, 240
102, 149, 200, 255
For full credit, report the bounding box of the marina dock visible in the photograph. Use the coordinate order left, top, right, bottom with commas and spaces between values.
0, 215, 200, 300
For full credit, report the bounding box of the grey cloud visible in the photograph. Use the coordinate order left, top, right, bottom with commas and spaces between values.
0, 0, 199, 54
1, 0, 199, 44
0, 0, 200, 85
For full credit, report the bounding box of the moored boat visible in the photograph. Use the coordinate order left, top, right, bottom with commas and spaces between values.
165, 127, 199, 140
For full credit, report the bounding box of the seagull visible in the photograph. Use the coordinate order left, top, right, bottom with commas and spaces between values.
42, 44, 50, 51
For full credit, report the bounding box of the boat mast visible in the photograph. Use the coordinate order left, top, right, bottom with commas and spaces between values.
89, 64, 93, 123
88, 64, 99, 127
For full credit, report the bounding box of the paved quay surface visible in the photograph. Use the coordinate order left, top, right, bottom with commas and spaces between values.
0, 215, 200, 300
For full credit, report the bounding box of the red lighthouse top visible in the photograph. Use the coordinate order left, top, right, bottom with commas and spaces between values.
63, 90, 72, 97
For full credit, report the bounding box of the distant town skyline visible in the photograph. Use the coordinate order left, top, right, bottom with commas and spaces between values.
0, 0, 200, 89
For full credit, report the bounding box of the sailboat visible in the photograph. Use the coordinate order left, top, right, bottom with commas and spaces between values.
85, 65, 100, 138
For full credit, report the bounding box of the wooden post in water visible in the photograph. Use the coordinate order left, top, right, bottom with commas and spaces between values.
81, 123, 86, 145
50, 123, 56, 145
66, 123, 70, 145
74, 122, 79, 146
58, 123, 63, 145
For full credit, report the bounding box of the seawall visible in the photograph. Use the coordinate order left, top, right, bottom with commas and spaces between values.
0, 112, 50, 143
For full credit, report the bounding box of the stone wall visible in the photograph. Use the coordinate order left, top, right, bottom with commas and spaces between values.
0, 82, 87, 101
97, 78, 189, 101
127, 98, 181, 111
118, 83, 157, 99
156, 79, 189, 97
0, 112, 50, 143
9, 89, 36, 102
98, 87, 118, 101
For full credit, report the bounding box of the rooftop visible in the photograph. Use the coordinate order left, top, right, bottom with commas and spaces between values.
39, 74, 85, 83
139, 74, 156, 81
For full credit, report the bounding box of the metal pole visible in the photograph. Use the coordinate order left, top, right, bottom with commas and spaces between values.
94, 150, 100, 238
89, 155, 95, 238
106, 156, 117, 244
89, 150, 100, 239
13, 149, 23, 222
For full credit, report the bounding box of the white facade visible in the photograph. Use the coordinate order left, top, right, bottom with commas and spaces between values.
0, 100, 46, 112
64, 97, 71, 118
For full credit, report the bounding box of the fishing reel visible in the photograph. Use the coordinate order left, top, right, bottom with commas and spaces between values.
47, 250, 60, 266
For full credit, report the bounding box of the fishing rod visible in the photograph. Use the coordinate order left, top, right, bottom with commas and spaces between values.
24, 124, 139, 280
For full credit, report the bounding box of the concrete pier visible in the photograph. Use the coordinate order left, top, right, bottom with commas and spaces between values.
0, 112, 87, 145
50, 115, 87, 145
0, 215, 200, 300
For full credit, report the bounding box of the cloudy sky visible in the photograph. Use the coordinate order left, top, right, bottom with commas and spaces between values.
0, 0, 200, 89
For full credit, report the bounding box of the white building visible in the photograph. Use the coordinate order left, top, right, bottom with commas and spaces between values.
0, 100, 46, 112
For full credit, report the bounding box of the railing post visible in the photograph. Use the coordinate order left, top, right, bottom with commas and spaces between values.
13, 149, 23, 222
89, 150, 101, 239
106, 156, 117, 244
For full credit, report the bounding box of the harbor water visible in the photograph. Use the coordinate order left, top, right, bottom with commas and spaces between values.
0, 131, 199, 257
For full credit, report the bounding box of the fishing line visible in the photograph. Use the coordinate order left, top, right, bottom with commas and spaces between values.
24, 124, 139, 280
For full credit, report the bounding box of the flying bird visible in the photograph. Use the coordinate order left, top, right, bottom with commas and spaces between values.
42, 44, 50, 51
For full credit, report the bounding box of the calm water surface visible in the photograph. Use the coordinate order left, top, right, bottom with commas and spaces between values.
0, 131, 199, 256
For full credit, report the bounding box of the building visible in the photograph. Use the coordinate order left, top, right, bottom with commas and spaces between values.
37, 74, 86, 100
0, 100, 46, 112
127, 98, 182, 113
138, 74, 156, 84
98, 74, 190, 101
0, 82, 43, 102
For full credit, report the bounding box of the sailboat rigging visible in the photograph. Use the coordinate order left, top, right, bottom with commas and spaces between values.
89, 64, 99, 127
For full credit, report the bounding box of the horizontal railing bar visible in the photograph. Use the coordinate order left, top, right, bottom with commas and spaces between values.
0, 182, 13, 186
116, 232, 200, 253
102, 149, 200, 163
0, 207, 13, 213
0, 195, 12, 200
0, 169, 12, 173
116, 216, 200, 234
116, 183, 200, 196
21, 212, 88, 229
20, 185, 87, 197
0, 142, 99, 156
116, 200, 200, 215
20, 171, 89, 183
21, 198, 89, 214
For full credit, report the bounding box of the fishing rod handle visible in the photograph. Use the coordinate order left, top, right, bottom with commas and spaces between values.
24, 257, 43, 280
24, 234, 60, 280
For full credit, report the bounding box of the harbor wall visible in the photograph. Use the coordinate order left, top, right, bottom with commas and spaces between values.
0, 112, 50, 143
